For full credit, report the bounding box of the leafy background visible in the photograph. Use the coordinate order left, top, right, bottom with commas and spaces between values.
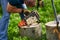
0, 0, 60, 40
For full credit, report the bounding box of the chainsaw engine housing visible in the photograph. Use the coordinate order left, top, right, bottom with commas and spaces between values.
24, 11, 40, 25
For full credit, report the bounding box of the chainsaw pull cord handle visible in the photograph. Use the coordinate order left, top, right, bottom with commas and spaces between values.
51, 0, 59, 31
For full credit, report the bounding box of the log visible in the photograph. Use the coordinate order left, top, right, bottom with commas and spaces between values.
19, 23, 42, 40
45, 21, 60, 40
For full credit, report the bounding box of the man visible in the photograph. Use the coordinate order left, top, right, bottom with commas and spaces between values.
0, 0, 30, 40
7, 0, 31, 26
0, 0, 35, 40
7, 0, 37, 27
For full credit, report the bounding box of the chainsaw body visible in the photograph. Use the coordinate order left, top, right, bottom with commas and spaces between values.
24, 10, 40, 25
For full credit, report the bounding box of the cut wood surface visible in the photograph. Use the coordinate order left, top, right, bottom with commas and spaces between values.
45, 21, 60, 40
19, 23, 42, 40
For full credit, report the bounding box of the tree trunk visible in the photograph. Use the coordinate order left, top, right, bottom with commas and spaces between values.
19, 23, 42, 40
45, 21, 60, 40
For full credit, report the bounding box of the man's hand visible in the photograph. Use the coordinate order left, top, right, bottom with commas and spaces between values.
24, 9, 31, 16
24, 9, 31, 13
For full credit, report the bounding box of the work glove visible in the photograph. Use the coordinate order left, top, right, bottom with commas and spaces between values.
24, 9, 31, 16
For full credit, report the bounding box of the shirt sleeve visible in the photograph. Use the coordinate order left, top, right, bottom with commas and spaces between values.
8, 0, 24, 6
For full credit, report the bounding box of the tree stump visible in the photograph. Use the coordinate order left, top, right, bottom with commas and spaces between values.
45, 21, 60, 40
19, 23, 42, 40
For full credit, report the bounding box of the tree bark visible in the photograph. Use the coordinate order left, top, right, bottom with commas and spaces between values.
19, 23, 42, 40
45, 21, 60, 40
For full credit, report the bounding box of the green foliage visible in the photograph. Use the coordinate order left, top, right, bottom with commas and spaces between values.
0, 0, 60, 40
0, 6, 2, 19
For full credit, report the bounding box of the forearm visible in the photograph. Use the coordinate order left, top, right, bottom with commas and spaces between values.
7, 3, 22, 13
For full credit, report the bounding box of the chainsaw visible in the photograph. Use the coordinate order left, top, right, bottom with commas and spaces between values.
24, 10, 40, 26
18, 10, 40, 28
18, 0, 44, 27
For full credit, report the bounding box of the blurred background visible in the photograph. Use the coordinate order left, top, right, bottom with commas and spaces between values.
0, 0, 60, 40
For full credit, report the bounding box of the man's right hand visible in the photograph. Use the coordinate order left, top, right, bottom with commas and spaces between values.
24, 9, 31, 13
24, 9, 31, 16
